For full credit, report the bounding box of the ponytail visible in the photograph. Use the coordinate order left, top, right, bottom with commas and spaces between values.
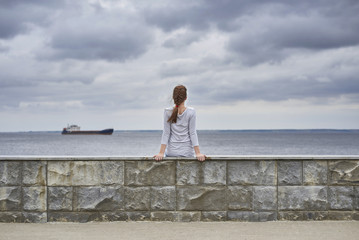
167, 106, 179, 123
167, 85, 187, 123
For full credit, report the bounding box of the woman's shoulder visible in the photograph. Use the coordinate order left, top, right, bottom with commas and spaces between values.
164, 107, 174, 112
186, 107, 196, 115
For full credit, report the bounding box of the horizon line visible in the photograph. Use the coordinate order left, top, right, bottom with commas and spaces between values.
1, 128, 359, 133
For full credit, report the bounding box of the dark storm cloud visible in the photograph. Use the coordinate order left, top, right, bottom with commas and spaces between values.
36, 3, 154, 62
42, 20, 152, 62
144, 0, 359, 64
0, 0, 65, 39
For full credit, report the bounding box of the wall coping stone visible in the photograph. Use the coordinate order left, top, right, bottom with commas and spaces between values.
1, 155, 359, 161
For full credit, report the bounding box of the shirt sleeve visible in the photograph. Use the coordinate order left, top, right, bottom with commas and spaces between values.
189, 110, 199, 147
160, 109, 171, 145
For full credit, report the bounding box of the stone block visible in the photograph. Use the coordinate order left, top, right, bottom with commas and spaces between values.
328, 186, 353, 210
201, 211, 227, 221
278, 212, 304, 221
48, 187, 73, 211
278, 161, 302, 185
227, 186, 252, 210
0, 187, 21, 211
303, 161, 327, 185
355, 186, 359, 210
177, 161, 200, 185
303, 211, 328, 221
74, 187, 123, 211
278, 186, 327, 210
0, 161, 21, 186
328, 211, 353, 220
151, 186, 176, 210
23, 212, 47, 223
228, 211, 276, 222
23, 161, 46, 186
0, 212, 22, 223
99, 212, 128, 221
329, 160, 359, 185
203, 161, 226, 185
23, 187, 47, 211
176, 211, 201, 222
125, 161, 175, 186
353, 212, 359, 221
228, 161, 276, 185
177, 186, 226, 211
253, 186, 277, 210
101, 161, 125, 185
126, 212, 151, 221
151, 211, 177, 221
124, 187, 150, 210
48, 161, 124, 186
48, 212, 100, 223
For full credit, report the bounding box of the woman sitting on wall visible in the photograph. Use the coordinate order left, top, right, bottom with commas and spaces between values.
154, 85, 206, 162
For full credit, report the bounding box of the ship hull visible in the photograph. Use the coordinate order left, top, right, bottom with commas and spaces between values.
62, 128, 114, 135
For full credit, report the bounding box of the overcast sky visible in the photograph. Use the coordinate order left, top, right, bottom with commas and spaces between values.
1, 0, 359, 131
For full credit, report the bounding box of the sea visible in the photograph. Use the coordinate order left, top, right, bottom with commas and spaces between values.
0, 130, 358, 156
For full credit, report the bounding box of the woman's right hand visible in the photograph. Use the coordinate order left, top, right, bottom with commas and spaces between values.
196, 153, 206, 162
153, 153, 164, 161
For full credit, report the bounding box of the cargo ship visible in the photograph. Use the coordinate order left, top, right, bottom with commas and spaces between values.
62, 125, 114, 135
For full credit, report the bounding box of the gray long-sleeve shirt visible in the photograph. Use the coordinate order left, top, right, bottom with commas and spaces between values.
160, 107, 199, 157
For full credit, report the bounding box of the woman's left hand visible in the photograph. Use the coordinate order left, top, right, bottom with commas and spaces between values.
196, 153, 206, 162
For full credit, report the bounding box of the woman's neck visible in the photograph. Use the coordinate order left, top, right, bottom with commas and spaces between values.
177, 103, 186, 115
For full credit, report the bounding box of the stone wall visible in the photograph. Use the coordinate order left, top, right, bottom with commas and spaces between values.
0, 156, 358, 222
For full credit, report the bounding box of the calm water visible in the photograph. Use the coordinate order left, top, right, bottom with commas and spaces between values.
0, 130, 358, 156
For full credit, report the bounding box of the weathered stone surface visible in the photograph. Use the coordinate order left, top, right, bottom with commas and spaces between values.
151, 211, 177, 221
151, 186, 176, 210
48, 161, 124, 186
328, 186, 353, 210
48, 212, 100, 222
0, 161, 21, 186
280, 211, 329, 221
0, 187, 21, 211
23, 187, 47, 211
126, 211, 150, 221
227, 186, 252, 210
228, 211, 276, 222
101, 161, 125, 185
125, 161, 175, 186
328, 211, 353, 220
303, 211, 328, 221
353, 212, 359, 221
124, 187, 150, 210
177, 161, 200, 185
201, 211, 227, 221
303, 161, 327, 185
99, 212, 128, 221
355, 186, 359, 210
253, 186, 277, 210
48, 187, 73, 211
176, 212, 201, 222
278, 161, 302, 185
278, 186, 327, 210
74, 187, 123, 211
228, 161, 276, 185
0, 212, 22, 223
329, 160, 359, 185
23, 161, 46, 186
177, 186, 226, 211
278, 212, 303, 221
23, 212, 47, 223
203, 161, 226, 185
